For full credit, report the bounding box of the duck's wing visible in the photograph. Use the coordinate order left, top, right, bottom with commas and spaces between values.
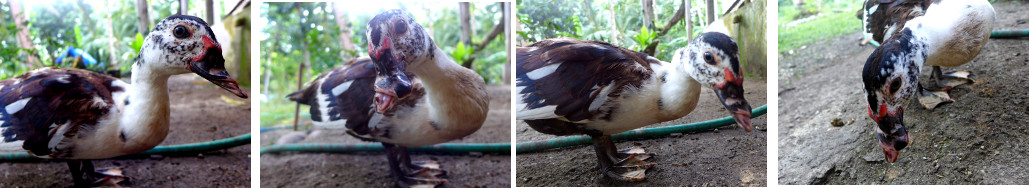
0, 68, 120, 158
863, 0, 935, 43
515, 38, 657, 123
289, 57, 377, 133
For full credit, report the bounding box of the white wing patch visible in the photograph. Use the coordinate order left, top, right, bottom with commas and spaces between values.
46, 122, 72, 150
331, 81, 354, 96
588, 83, 615, 111
5, 98, 32, 115
526, 63, 561, 80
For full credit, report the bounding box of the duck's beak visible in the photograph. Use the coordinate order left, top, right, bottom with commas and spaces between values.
188, 36, 249, 98
372, 53, 412, 113
713, 69, 752, 131
874, 108, 909, 163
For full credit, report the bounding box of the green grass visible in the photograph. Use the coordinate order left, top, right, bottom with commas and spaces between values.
259, 93, 310, 127
778, 10, 862, 53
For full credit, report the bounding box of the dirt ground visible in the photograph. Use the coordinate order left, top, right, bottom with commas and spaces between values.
515, 78, 768, 187
778, 2, 1029, 185
0, 75, 252, 187
260, 85, 511, 187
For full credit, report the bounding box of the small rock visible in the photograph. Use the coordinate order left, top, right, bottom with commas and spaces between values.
469, 152, 484, 157
713, 129, 719, 133
670, 133, 683, 137
149, 154, 164, 160
197, 153, 204, 158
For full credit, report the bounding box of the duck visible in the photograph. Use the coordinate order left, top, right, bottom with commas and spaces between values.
289, 9, 489, 188
515, 26, 753, 180
0, 15, 248, 187
860, 0, 995, 163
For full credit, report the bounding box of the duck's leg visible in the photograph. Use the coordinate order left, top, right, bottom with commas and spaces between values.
399, 148, 446, 177
931, 66, 973, 91
68, 160, 130, 187
383, 143, 446, 188
917, 83, 954, 110
67, 160, 88, 187
589, 133, 656, 181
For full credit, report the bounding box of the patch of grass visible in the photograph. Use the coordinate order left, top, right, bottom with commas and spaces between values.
778, 10, 861, 53
259, 93, 310, 127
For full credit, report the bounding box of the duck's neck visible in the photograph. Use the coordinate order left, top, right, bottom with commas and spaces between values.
653, 60, 702, 118
894, 28, 931, 72
408, 47, 488, 137
119, 63, 172, 152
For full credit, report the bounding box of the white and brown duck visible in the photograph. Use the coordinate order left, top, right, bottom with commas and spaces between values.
860, 0, 995, 163
515, 27, 753, 180
0, 15, 248, 187
289, 9, 489, 188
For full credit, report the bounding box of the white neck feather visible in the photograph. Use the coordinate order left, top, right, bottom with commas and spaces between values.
118, 63, 173, 153
407, 47, 489, 139
654, 60, 702, 117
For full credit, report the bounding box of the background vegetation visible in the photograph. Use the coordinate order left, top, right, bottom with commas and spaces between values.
517, 0, 743, 63
777, 0, 1005, 53
259, 2, 509, 126
0, 0, 244, 80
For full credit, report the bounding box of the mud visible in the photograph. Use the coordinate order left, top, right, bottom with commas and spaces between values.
0, 75, 252, 187
515, 79, 768, 187
778, 2, 1029, 185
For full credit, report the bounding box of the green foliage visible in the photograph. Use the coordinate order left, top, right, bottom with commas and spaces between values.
777, 0, 863, 53
449, 42, 473, 64
631, 26, 657, 51
518, 0, 723, 59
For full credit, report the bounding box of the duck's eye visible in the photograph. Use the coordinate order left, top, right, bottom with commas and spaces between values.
393, 20, 407, 34
173, 26, 191, 39
703, 52, 715, 65
888, 78, 902, 94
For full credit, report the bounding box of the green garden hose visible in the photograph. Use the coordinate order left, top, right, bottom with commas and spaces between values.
516, 105, 767, 153
260, 105, 767, 155
0, 134, 251, 162
260, 143, 511, 155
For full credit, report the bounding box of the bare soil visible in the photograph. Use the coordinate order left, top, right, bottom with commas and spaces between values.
259, 85, 511, 187
778, 2, 1029, 185
515, 78, 768, 187
0, 75, 252, 187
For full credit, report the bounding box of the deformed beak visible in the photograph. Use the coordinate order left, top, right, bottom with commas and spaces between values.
372, 54, 412, 113
876, 113, 910, 163
187, 36, 249, 98
713, 76, 753, 131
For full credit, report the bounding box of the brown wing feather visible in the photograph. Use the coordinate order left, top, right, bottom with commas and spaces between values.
516, 38, 655, 122
865, 0, 936, 42
0, 68, 120, 158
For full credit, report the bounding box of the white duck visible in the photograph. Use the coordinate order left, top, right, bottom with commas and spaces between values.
860, 0, 995, 163
515, 27, 753, 180
290, 9, 489, 188
0, 15, 248, 187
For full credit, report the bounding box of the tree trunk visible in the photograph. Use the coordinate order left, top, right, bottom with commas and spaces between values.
205, 0, 215, 22
137, 0, 150, 35
179, 0, 188, 15
686, 0, 692, 40
8, 0, 41, 66
459, 2, 472, 46
503, 2, 511, 85
643, 0, 688, 56
332, 2, 356, 58
642, 0, 655, 31
607, 1, 620, 42
294, 3, 309, 131
706, 0, 715, 23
